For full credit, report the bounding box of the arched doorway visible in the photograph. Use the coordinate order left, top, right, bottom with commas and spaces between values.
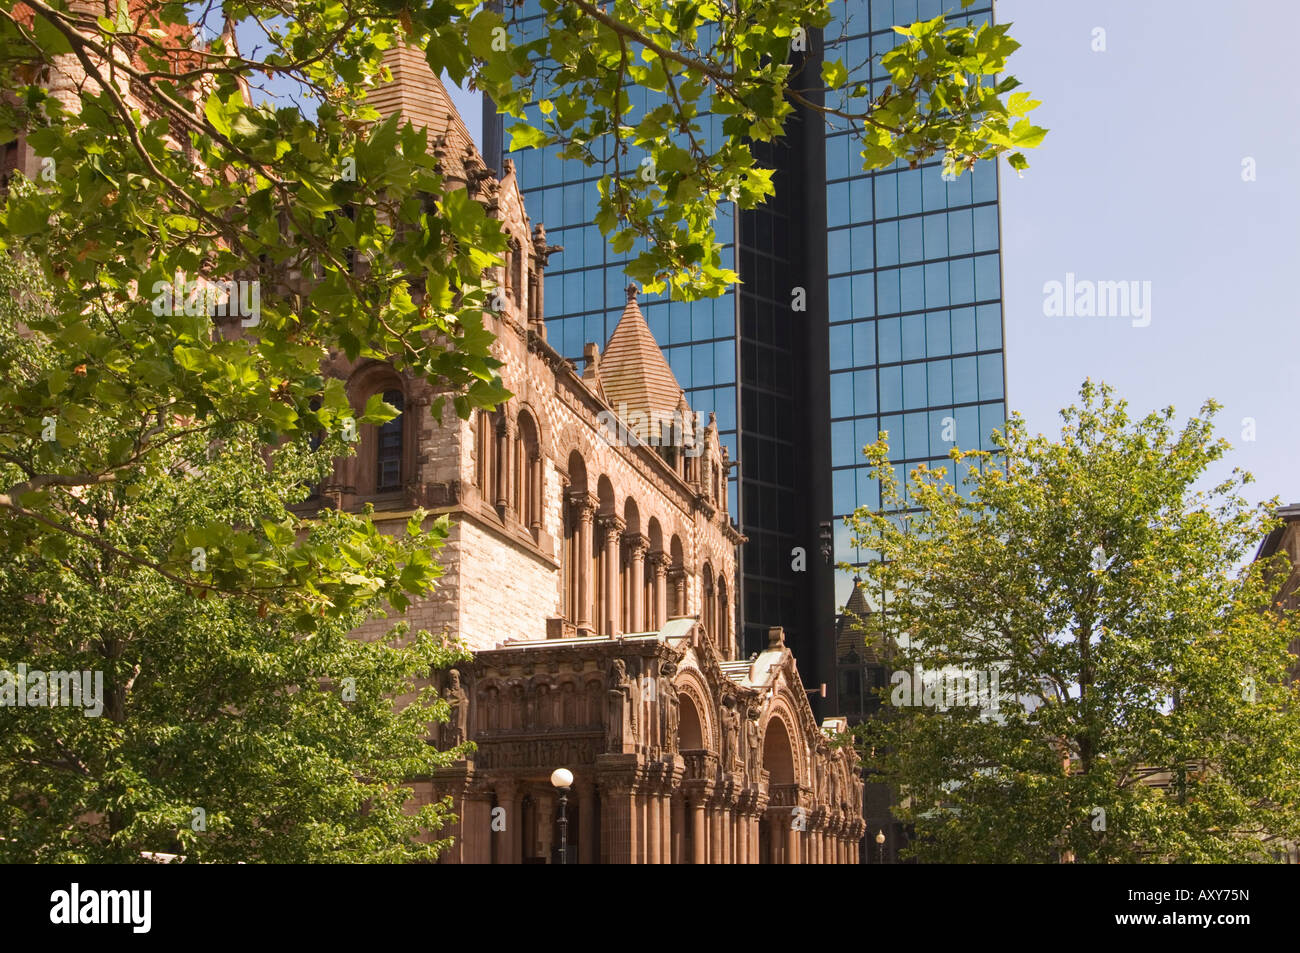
762, 716, 797, 864
677, 691, 707, 864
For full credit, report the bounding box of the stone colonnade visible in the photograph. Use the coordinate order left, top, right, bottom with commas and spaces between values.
432, 760, 865, 864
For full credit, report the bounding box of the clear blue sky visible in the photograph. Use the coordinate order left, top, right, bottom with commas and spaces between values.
996, 0, 1299, 514
447, 0, 1300, 515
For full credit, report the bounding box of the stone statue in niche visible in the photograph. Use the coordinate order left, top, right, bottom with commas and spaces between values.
524, 688, 538, 730
660, 662, 680, 753
443, 669, 468, 748
606, 659, 633, 752
722, 700, 741, 770
745, 707, 761, 778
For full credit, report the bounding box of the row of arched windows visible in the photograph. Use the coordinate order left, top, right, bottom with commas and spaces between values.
475, 407, 542, 539
558, 449, 734, 648
323, 379, 735, 648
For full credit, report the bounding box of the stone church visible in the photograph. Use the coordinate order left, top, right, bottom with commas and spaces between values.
315, 47, 866, 863
10, 11, 865, 862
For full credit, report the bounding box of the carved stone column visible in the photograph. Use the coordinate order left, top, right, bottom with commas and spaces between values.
462, 783, 494, 865
537, 790, 555, 863
785, 813, 801, 865
661, 791, 673, 864
495, 780, 521, 865
671, 794, 686, 864
649, 551, 669, 630
709, 802, 723, 864
625, 534, 648, 633
668, 566, 687, 618
690, 792, 709, 865
646, 788, 661, 864
570, 492, 596, 635
528, 448, 543, 537
577, 779, 597, 865
598, 776, 637, 865
724, 801, 735, 864
766, 813, 781, 864
597, 514, 624, 635
495, 416, 514, 513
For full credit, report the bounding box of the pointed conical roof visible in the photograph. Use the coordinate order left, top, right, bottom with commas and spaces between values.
836, 576, 888, 665
597, 286, 682, 424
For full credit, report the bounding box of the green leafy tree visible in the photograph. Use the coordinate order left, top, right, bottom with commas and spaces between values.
0, 0, 1043, 860
847, 381, 1300, 863
0, 0, 1043, 601
0, 255, 466, 862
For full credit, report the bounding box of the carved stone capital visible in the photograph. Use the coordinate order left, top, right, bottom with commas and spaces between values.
596, 513, 625, 538
623, 532, 649, 558
567, 490, 597, 521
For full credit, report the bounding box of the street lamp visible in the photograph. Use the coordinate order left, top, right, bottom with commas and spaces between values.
875, 829, 886, 864
550, 767, 573, 865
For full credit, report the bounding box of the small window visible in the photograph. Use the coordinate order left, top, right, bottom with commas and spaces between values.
376, 389, 404, 491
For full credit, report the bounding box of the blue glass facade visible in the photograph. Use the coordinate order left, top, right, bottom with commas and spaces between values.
488, 0, 1007, 719
827, 0, 1007, 719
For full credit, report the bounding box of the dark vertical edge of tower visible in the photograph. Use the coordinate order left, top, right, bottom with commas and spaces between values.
481, 0, 505, 175
800, 27, 832, 721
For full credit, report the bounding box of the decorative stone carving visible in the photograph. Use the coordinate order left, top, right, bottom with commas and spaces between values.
606, 658, 633, 752
722, 699, 741, 771
660, 663, 680, 754
745, 706, 761, 778
443, 669, 468, 748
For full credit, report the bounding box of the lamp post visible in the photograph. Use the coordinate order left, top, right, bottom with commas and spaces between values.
550, 767, 573, 865
875, 828, 886, 864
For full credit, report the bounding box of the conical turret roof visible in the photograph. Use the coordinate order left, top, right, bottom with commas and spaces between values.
597, 286, 683, 424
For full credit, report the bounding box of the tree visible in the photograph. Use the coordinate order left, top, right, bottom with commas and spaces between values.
0, 0, 1043, 860
847, 381, 1300, 863
0, 0, 1044, 601
0, 252, 467, 862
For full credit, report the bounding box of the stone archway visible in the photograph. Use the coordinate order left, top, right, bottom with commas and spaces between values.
675, 686, 711, 864
762, 715, 799, 864
678, 691, 705, 751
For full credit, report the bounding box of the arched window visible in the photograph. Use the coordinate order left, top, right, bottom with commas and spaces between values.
516, 411, 541, 537
476, 408, 506, 509
562, 493, 576, 621
717, 577, 730, 656
475, 410, 491, 494
491, 410, 508, 510
702, 563, 715, 641
376, 389, 404, 492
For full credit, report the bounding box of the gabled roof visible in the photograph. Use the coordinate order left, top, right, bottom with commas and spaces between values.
597, 286, 682, 425
1256, 502, 1300, 561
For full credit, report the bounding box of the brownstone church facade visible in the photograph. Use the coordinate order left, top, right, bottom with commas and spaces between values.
16, 20, 865, 862
318, 48, 866, 863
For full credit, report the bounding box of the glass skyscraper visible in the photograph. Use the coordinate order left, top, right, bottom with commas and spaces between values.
485, 0, 1007, 722
825, 0, 1005, 721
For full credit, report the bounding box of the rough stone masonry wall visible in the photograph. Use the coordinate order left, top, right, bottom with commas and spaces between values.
456, 519, 559, 652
